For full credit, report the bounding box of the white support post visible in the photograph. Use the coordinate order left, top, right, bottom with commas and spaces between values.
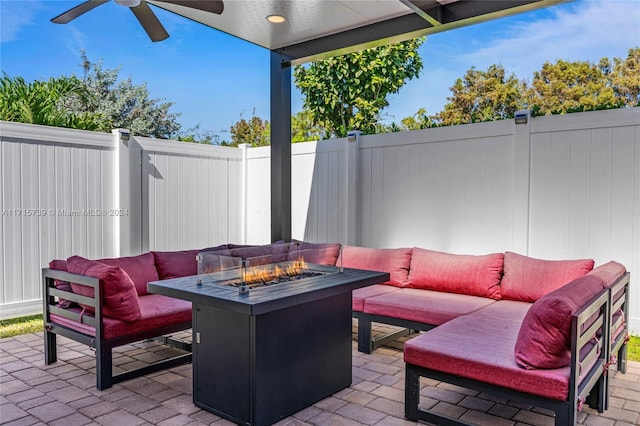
511, 111, 532, 255
112, 129, 143, 257
239, 143, 249, 245
346, 130, 362, 246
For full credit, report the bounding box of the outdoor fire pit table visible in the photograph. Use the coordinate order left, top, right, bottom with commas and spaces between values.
147, 263, 388, 426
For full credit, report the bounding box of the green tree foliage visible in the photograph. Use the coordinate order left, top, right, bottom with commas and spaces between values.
291, 110, 327, 142
528, 58, 619, 115
0, 73, 102, 129
68, 52, 181, 138
374, 108, 434, 133
422, 50, 638, 127
229, 111, 270, 147
435, 64, 527, 126
177, 124, 224, 144
294, 38, 425, 137
399, 108, 434, 131
610, 47, 640, 107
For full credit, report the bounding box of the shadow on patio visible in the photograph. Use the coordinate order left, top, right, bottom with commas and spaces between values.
1, 323, 638, 426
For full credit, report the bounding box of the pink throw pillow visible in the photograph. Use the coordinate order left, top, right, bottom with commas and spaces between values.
587, 261, 626, 288
152, 250, 200, 279
500, 252, 594, 302
514, 275, 605, 369
98, 252, 159, 296
408, 248, 504, 299
339, 246, 412, 287
66, 256, 142, 322
288, 241, 341, 266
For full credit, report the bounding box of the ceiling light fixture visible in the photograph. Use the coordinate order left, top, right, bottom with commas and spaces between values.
266, 14, 286, 24
115, 0, 141, 7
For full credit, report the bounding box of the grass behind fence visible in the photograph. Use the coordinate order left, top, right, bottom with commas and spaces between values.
0, 314, 44, 339
1, 314, 639, 362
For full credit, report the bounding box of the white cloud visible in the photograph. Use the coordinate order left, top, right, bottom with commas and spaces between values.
1, 1, 44, 44
461, 0, 640, 80
384, 0, 640, 121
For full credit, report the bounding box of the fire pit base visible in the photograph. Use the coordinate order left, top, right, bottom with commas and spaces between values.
194, 292, 351, 425
148, 267, 389, 426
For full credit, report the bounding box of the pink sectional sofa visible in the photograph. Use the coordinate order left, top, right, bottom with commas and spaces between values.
341, 245, 630, 426
43, 241, 340, 390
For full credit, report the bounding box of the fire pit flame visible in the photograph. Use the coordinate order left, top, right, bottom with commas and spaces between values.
242, 258, 308, 285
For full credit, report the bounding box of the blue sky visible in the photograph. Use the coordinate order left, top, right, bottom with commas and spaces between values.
1, 0, 639, 139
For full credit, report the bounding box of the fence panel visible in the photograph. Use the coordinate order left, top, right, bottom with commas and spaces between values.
290, 140, 347, 244
357, 122, 516, 253
0, 123, 116, 318
2, 109, 639, 333
528, 110, 640, 333
138, 138, 243, 252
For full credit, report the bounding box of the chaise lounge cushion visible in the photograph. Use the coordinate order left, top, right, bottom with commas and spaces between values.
364, 288, 496, 325
153, 250, 200, 280
97, 252, 158, 296
408, 248, 503, 299
404, 301, 574, 401
500, 252, 594, 302
49, 294, 191, 340
66, 256, 142, 321
514, 274, 605, 369
352, 284, 400, 312
340, 246, 412, 287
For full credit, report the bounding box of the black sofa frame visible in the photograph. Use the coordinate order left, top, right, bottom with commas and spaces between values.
352, 311, 430, 354
43, 268, 192, 390
404, 288, 611, 426
604, 272, 631, 409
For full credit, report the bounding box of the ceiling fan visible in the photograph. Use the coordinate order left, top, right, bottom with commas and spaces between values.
51, 0, 224, 42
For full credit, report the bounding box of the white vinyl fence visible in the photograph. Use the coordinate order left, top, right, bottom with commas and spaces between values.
0, 123, 241, 319
1, 108, 639, 333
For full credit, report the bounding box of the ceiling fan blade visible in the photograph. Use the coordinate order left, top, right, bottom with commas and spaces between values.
156, 0, 224, 14
130, 1, 169, 42
51, 0, 110, 24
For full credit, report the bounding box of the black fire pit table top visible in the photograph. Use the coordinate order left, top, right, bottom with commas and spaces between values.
147, 265, 389, 316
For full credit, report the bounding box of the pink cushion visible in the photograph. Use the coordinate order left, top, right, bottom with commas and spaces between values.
66, 256, 142, 322
501, 252, 594, 302
49, 259, 73, 308
228, 241, 289, 263
201, 243, 229, 252
407, 248, 503, 299
339, 246, 412, 287
288, 241, 341, 266
49, 294, 191, 340
352, 284, 400, 311
152, 250, 200, 279
405, 300, 572, 400
97, 253, 158, 296
514, 275, 605, 369
364, 288, 495, 325
587, 261, 626, 288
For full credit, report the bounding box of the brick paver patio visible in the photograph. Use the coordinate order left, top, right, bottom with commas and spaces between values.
1, 322, 639, 426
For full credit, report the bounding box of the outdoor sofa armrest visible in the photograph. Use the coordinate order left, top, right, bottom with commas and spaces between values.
43, 268, 104, 332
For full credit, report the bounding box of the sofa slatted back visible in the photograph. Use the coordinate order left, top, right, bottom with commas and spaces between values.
609, 273, 630, 370
570, 288, 609, 413
43, 269, 103, 341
